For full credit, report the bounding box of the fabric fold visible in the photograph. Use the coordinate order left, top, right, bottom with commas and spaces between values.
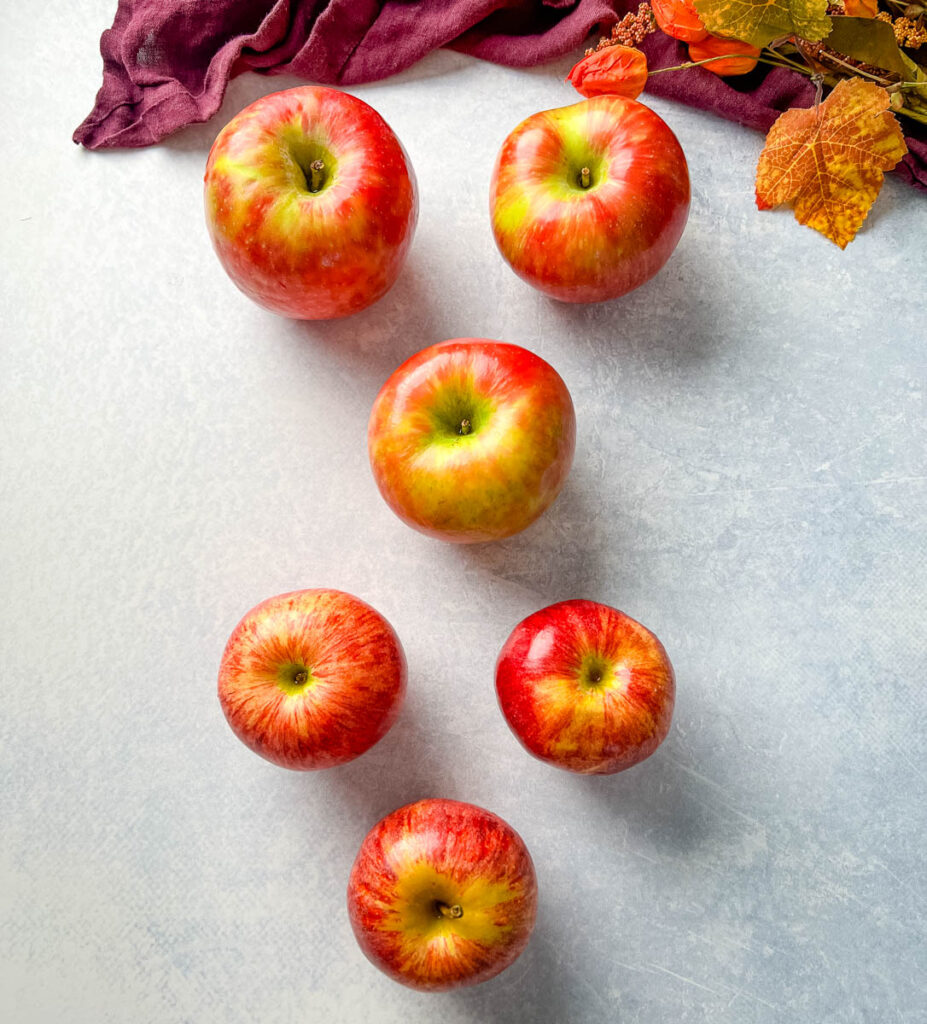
73, 0, 925, 190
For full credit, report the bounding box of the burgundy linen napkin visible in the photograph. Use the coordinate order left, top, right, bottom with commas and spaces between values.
74, 0, 925, 190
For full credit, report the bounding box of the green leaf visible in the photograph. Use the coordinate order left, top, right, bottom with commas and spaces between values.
824, 16, 927, 101
693, 0, 831, 48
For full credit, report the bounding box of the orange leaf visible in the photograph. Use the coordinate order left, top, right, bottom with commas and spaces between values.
755, 78, 907, 248
567, 45, 648, 100
842, 0, 877, 17
688, 35, 761, 75
652, 0, 709, 42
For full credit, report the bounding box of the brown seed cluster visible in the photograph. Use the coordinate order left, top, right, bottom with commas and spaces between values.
799, 38, 898, 84
585, 3, 656, 55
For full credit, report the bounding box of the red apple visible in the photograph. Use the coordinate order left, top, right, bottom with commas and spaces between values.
347, 798, 537, 991
368, 339, 575, 543
204, 86, 417, 320
490, 95, 690, 303
495, 599, 675, 774
217, 589, 406, 770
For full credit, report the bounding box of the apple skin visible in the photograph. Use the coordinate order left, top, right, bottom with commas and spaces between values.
347, 798, 538, 991
217, 589, 406, 770
495, 600, 675, 774
490, 95, 690, 303
368, 339, 576, 543
204, 86, 417, 320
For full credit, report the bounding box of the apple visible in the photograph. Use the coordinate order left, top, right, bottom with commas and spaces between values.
347, 798, 538, 991
368, 339, 576, 543
217, 589, 406, 770
495, 599, 675, 774
489, 95, 690, 303
204, 86, 417, 320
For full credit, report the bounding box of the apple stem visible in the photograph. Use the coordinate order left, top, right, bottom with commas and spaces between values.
579, 167, 591, 189
308, 159, 325, 193
458, 419, 472, 436
436, 902, 463, 920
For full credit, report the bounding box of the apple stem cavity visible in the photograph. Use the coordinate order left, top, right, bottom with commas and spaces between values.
308, 159, 326, 194
458, 418, 472, 436
436, 901, 464, 920
579, 166, 591, 189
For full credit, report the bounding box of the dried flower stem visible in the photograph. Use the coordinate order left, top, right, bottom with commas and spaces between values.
648, 54, 815, 77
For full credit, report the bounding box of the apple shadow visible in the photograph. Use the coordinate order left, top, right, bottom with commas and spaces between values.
444, 453, 625, 612
289, 256, 449, 394
544, 258, 725, 371
562, 732, 716, 858
306, 677, 465, 839
443, 917, 623, 1024
438, 731, 743, 1023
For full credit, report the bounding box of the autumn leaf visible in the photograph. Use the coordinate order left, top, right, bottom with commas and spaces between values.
824, 16, 927, 102
693, 0, 831, 47
755, 78, 907, 248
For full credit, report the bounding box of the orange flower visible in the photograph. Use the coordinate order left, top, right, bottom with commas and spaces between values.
651, 0, 709, 43
688, 35, 762, 76
843, 0, 878, 17
567, 45, 649, 100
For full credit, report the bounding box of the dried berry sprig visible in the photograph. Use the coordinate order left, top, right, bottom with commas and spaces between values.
876, 11, 927, 46
584, 3, 656, 55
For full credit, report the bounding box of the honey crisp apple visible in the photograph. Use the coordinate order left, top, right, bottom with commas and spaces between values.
217, 589, 406, 770
347, 799, 538, 991
495, 599, 675, 774
368, 339, 576, 543
490, 95, 690, 303
204, 86, 417, 319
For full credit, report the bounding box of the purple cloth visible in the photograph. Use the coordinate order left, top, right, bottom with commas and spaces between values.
74, 0, 926, 190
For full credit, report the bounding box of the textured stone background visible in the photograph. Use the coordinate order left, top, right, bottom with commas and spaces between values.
2, 5, 925, 1022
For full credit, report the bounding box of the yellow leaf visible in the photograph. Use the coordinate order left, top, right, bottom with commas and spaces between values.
693, 0, 831, 47
755, 78, 908, 248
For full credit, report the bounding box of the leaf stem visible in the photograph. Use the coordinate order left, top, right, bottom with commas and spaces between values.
886, 80, 927, 91
648, 54, 806, 76
764, 47, 816, 75
896, 105, 927, 124
812, 48, 894, 86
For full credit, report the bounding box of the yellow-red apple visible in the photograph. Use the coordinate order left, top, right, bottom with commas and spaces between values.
347, 799, 537, 990
217, 589, 406, 770
490, 95, 690, 303
367, 339, 575, 543
495, 599, 675, 774
204, 86, 417, 320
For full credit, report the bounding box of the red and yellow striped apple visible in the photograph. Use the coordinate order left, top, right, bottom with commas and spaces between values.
367, 339, 575, 543
490, 95, 690, 303
217, 589, 406, 770
495, 599, 675, 774
204, 86, 417, 320
347, 799, 537, 991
